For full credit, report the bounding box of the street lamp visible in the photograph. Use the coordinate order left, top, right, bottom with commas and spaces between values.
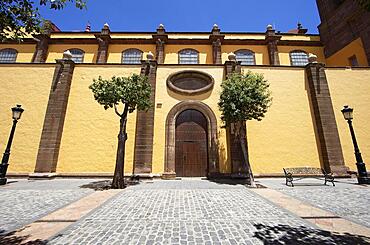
341, 105, 370, 184
0, 105, 24, 185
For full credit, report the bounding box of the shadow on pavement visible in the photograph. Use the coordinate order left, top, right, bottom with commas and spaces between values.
0, 230, 47, 245
79, 177, 141, 191
253, 223, 370, 245
208, 178, 267, 188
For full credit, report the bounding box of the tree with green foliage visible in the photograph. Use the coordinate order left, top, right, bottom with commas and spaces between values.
0, 0, 86, 41
357, 0, 370, 11
89, 74, 152, 189
218, 71, 272, 187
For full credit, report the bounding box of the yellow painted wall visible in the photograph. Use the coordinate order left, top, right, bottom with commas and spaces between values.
110, 33, 153, 39
224, 34, 265, 40
0, 44, 36, 62
280, 35, 321, 41
107, 44, 156, 63
57, 65, 320, 175
221, 45, 269, 65
50, 33, 96, 39
46, 44, 98, 63
153, 66, 230, 174
164, 45, 213, 64
326, 38, 368, 67
278, 46, 326, 65
326, 68, 370, 171
243, 67, 320, 174
167, 34, 209, 39
0, 65, 55, 173
57, 65, 141, 173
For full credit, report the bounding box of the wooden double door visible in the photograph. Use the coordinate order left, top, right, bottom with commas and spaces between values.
175, 109, 208, 177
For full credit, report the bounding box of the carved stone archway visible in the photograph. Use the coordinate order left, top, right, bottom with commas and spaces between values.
164, 101, 219, 178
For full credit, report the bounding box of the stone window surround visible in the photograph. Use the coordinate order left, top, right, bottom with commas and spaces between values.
121, 48, 143, 64
0, 48, 18, 63
166, 70, 214, 96
67, 48, 85, 63
289, 50, 309, 66
178, 48, 200, 64
235, 49, 256, 65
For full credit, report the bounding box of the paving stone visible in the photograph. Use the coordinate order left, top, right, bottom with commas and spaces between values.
259, 178, 370, 228
48, 180, 317, 244
0, 189, 92, 233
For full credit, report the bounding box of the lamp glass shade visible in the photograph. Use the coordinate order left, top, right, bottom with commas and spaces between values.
341, 105, 353, 120
12, 105, 24, 120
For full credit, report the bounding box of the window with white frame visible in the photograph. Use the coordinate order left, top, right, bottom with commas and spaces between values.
179, 49, 199, 64
69, 49, 85, 63
0, 49, 17, 63
122, 49, 143, 64
235, 50, 255, 65
290, 51, 309, 66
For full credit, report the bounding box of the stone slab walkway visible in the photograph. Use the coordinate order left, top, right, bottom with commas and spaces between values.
0, 179, 95, 233
258, 178, 370, 228
1, 178, 370, 244
48, 179, 370, 245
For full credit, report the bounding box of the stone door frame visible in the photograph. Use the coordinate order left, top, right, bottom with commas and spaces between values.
164, 101, 219, 177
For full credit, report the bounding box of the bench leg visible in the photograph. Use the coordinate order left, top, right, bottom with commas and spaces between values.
286, 178, 294, 187
325, 177, 335, 186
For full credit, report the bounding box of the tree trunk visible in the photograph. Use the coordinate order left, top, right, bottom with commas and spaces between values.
238, 121, 256, 187
112, 105, 129, 189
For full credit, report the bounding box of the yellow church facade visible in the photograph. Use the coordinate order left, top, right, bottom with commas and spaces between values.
0, 23, 369, 178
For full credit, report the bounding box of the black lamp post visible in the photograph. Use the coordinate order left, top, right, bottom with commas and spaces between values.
0, 104, 24, 185
341, 105, 370, 184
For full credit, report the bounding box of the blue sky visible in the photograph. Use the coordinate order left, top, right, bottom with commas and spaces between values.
38, 0, 321, 33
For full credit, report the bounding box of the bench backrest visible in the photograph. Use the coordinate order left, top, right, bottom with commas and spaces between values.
283, 167, 322, 175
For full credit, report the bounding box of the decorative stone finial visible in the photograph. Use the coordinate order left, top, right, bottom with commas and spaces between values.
146, 51, 154, 61
212, 24, 220, 34
157, 24, 166, 34
228, 52, 236, 61
85, 23, 91, 32
267, 24, 273, 31
63, 50, 73, 60
308, 53, 318, 63
101, 23, 111, 35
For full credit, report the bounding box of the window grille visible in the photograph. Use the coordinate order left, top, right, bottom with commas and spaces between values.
179, 49, 199, 64
122, 49, 142, 64
290, 51, 309, 66
235, 50, 255, 65
69, 49, 84, 63
0, 49, 17, 63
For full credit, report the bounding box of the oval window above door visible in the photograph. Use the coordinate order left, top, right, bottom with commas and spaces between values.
167, 70, 214, 96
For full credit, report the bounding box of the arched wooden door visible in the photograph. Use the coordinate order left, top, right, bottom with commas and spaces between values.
175, 109, 208, 177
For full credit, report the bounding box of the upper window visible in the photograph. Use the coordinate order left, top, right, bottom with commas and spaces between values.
179, 49, 199, 64
122, 49, 143, 64
69, 49, 84, 63
290, 51, 309, 66
348, 55, 359, 67
235, 50, 255, 65
0, 49, 17, 63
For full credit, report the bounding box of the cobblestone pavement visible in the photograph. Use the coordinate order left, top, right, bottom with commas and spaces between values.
0, 179, 94, 233
49, 179, 334, 245
258, 178, 370, 228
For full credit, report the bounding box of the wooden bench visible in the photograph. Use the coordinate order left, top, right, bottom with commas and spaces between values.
283, 167, 335, 187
